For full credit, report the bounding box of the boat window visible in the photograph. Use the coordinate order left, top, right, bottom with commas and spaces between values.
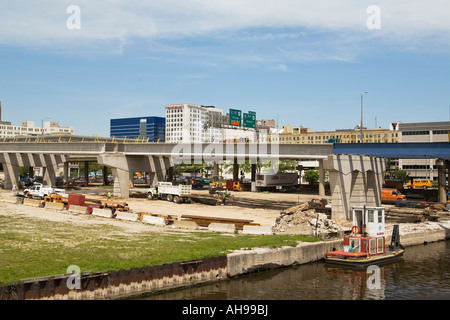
368, 210, 374, 223
377, 238, 384, 253
378, 211, 383, 224
369, 239, 376, 255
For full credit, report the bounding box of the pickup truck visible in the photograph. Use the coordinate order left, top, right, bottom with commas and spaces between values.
23, 185, 65, 199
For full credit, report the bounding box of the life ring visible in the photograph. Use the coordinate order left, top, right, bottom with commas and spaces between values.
351, 225, 360, 234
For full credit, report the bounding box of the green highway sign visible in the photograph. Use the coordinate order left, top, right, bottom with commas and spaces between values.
243, 112, 256, 129
229, 109, 242, 126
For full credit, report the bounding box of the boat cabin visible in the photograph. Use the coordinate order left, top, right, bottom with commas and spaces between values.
344, 206, 386, 256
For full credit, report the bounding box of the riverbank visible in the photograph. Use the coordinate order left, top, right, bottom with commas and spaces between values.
1, 190, 449, 300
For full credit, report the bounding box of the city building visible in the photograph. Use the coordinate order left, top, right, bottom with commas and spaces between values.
110, 116, 165, 142
398, 121, 450, 180
0, 120, 74, 138
165, 104, 257, 143
261, 124, 399, 144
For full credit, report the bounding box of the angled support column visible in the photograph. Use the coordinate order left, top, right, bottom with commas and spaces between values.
97, 154, 130, 198
1, 153, 20, 190
324, 155, 386, 223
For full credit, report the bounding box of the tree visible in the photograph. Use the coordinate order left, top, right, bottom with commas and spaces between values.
392, 169, 408, 182
304, 169, 319, 185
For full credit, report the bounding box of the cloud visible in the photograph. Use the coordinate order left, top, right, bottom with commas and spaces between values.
0, 0, 449, 57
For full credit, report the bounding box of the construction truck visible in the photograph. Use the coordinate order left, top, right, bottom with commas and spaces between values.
208, 176, 227, 194
148, 182, 192, 204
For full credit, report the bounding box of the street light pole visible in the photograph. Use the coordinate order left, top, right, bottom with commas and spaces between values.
360, 91, 368, 143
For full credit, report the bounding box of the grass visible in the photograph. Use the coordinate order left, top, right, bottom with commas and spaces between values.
0, 212, 319, 285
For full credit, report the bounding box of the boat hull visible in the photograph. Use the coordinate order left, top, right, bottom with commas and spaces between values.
324, 248, 405, 267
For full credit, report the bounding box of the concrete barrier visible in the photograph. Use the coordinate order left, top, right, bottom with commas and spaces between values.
208, 223, 236, 233
0, 195, 23, 204
92, 208, 113, 219
68, 205, 89, 214
173, 220, 199, 230
114, 211, 139, 222
23, 198, 43, 207
44, 202, 64, 211
242, 225, 273, 235
141, 215, 166, 226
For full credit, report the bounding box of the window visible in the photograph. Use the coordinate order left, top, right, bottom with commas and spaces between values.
377, 238, 384, 253
368, 210, 374, 223
369, 239, 376, 255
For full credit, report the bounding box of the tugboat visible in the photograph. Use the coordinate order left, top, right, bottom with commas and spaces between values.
324, 206, 405, 266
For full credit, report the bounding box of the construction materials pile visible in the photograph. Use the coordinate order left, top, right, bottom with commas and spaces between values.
272, 201, 349, 236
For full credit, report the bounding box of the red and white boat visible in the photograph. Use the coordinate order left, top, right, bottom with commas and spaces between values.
325, 206, 405, 266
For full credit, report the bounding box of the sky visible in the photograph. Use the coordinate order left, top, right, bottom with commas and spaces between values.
0, 1, 449, 137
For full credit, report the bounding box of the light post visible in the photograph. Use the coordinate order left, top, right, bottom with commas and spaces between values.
360, 91, 368, 143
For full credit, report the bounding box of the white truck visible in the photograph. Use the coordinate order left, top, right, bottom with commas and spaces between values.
147, 182, 192, 204
23, 185, 65, 199
255, 173, 299, 191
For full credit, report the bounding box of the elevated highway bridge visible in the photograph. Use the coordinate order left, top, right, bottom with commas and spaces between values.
1, 136, 450, 221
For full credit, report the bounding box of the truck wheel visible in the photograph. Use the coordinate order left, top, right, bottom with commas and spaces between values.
173, 195, 182, 203
166, 194, 173, 202
147, 193, 153, 200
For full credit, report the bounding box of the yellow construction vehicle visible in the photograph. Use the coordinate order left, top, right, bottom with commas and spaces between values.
43, 193, 63, 203
209, 176, 227, 194
233, 180, 243, 191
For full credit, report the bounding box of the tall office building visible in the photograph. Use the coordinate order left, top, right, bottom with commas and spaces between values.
110, 116, 165, 142
165, 104, 224, 143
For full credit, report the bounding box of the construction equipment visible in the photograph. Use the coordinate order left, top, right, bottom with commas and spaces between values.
43, 193, 63, 203
209, 176, 227, 194
233, 180, 243, 191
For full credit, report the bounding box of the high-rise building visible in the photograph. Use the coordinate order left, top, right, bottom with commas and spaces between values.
165, 104, 223, 143
110, 116, 165, 142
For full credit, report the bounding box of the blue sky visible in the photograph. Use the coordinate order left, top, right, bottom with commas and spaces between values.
1, 1, 449, 137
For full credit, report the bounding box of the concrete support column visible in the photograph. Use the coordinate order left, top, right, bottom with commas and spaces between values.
84, 161, 89, 185
213, 162, 219, 176
103, 166, 108, 185
111, 168, 130, 198
233, 158, 239, 181
324, 155, 386, 222
251, 163, 256, 182
318, 159, 325, 197
437, 159, 446, 203
168, 166, 174, 182
63, 162, 69, 182
2, 153, 20, 190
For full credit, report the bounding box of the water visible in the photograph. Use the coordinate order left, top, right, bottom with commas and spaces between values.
141, 240, 450, 300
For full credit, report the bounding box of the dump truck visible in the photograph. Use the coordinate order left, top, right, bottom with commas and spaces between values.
148, 182, 192, 203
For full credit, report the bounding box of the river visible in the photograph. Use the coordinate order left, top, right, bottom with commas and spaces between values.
141, 240, 450, 300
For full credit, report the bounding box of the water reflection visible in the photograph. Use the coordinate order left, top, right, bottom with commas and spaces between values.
141, 241, 450, 300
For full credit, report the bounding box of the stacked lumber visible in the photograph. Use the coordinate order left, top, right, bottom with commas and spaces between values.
386, 207, 440, 223
180, 214, 259, 230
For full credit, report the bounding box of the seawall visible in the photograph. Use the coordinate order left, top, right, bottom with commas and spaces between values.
1, 221, 449, 300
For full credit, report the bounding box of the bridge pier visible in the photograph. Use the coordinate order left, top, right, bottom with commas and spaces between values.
0, 153, 67, 189
97, 154, 174, 198
324, 155, 386, 222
